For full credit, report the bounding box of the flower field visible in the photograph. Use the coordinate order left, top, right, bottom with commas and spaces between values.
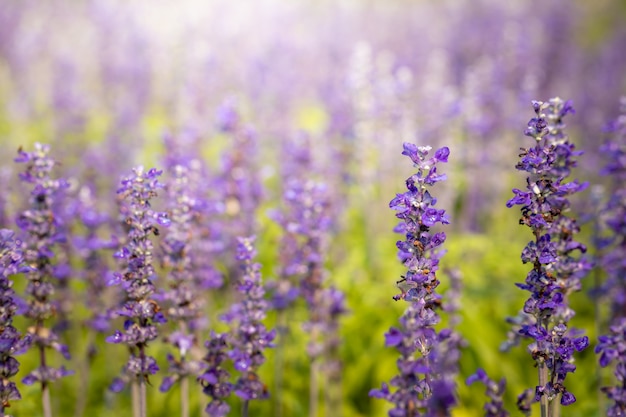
1, 1, 626, 416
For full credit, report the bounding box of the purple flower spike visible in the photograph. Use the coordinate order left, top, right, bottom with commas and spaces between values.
466, 369, 509, 416
14, 143, 72, 390
159, 159, 209, 391
596, 97, 626, 416
222, 236, 274, 402
371, 143, 456, 416
0, 228, 32, 407
200, 332, 232, 416
506, 98, 589, 413
107, 166, 169, 393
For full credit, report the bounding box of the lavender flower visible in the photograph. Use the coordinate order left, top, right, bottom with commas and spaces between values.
506, 98, 590, 413
369, 143, 452, 416
199, 332, 232, 417
466, 369, 509, 417
212, 102, 263, 281
0, 229, 31, 410
106, 166, 169, 415
269, 134, 347, 417
159, 163, 207, 417
14, 143, 73, 417
74, 185, 117, 335
595, 97, 626, 416
221, 236, 275, 406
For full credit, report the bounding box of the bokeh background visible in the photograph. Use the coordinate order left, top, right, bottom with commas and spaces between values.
1, 0, 626, 416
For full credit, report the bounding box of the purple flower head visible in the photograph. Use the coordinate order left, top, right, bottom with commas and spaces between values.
371, 143, 454, 415
14, 143, 72, 385
223, 236, 274, 402
506, 98, 589, 410
596, 98, 626, 414
270, 134, 334, 312
0, 228, 32, 407
73, 185, 117, 336
158, 159, 211, 389
108, 166, 169, 390
200, 332, 233, 416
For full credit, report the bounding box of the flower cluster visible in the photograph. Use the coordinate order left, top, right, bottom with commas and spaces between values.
73, 185, 117, 335
160, 162, 206, 392
466, 369, 509, 417
212, 103, 263, 280
370, 143, 452, 416
106, 166, 170, 393
221, 236, 275, 402
0, 229, 31, 409
506, 98, 590, 410
595, 97, 626, 415
199, 332, 233, 417
14, 143, 73, 387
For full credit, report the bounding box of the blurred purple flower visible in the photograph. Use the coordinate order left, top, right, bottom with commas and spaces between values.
199, 332, 232, 417
596, 97, 626, 416
14, 143, 72, 387
221, 236, 275, 402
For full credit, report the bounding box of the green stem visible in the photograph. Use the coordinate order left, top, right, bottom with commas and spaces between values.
131, 380, 140, 417
139, 377, 147, 417
551, 394, 561, 417
181, 375, 189, 417
40, 341, 52, 417
242, 400, 249, 417
538, 360, 549, 417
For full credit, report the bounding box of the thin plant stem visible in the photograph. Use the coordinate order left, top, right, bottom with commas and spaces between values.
131, 380, 140, 417
552, 394, 561, 417
40, 339, 52, 417
181, 375, 189, 417
538, 361, 549, 417
74, 333, 96, 417
242, 400, 249, 417
139, 377, 147, 417
42, 382, 52, 417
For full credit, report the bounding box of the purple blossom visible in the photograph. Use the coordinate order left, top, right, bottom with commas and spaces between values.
0, 228, 32, 408
14, 143, 73, 387
222, 236, 275, 402
199, 332, 232, 417
73, 185, 117, 335
211, 102, 263, 282
159, 162, 207, 391
596, 97, 626, 415
466, 369, 509, 417
107, 166, 169, 393
506, 98, 589, 413
370, 144, 454, 416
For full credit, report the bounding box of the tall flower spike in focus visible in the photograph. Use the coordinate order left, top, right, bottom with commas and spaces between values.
106, 166, 170, 417
221, 236, 275, 415
14, 143, 73, 417
506, 98, 590, 415
369, 143, 453, 416
595, 97, 626, 416
0, 229, 32, 412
